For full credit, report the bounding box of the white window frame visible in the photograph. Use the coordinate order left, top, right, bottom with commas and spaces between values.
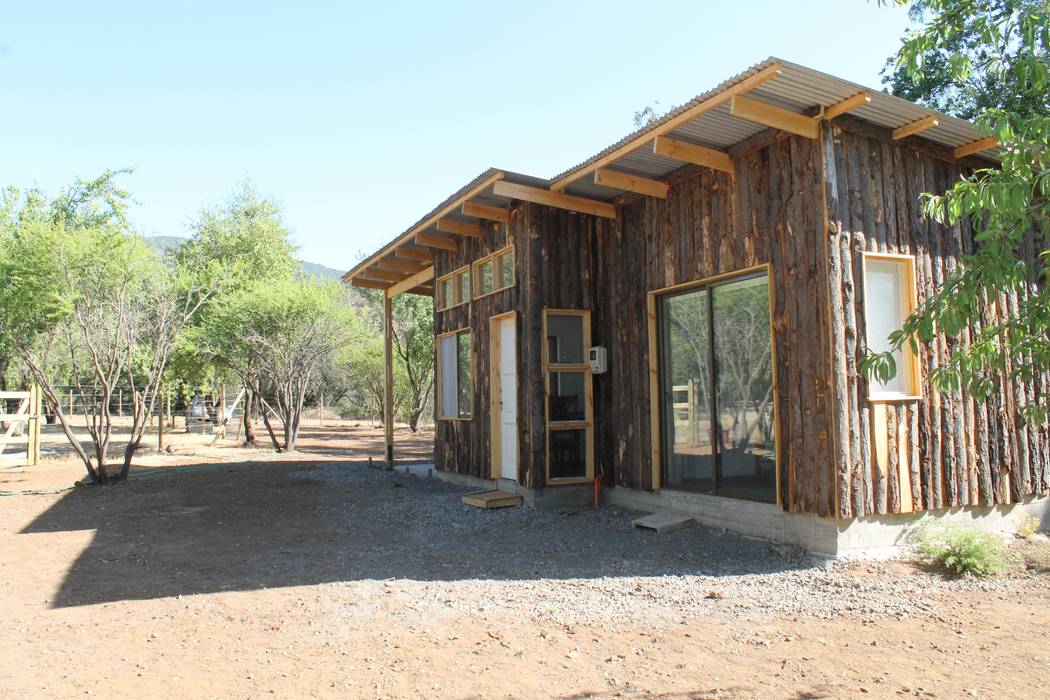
862, 252, 922, 402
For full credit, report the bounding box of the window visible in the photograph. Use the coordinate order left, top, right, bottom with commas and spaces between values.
471, 246, 515, 299
437, 329, 472, 419
863, 254, 921, 400
474, 258, 495, 297
457, 268, 471, 303
435, 266, 471, 310
544, 310, 593, 482
656, 269, 777, 503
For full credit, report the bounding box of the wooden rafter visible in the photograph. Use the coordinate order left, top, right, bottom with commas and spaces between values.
386, 266, 435, 298
350, 277, 391, 290
395, 246, 434, 262
344, 170, 503, 281
436, 218, 483, 238
822, 92, 871, 121
360, 269, 406, 283
730, 95, 819, 139
492, 181, 616, 219
953, 136, 997, 158
415, 231, 459, 251
462, 201, 511, 224
893, 115, 939, 141
652, 136, 734, 174
549, 62, 782, 191
593, 169, 668, 199
376, 257, 427, 273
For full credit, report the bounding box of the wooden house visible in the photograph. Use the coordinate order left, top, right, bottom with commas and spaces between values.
343, 58, 1048, 553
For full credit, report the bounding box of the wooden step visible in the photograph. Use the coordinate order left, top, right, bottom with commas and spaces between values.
461, 489, 523, 509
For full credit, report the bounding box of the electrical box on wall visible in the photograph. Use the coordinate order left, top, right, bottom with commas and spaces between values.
588, 346, 607, 374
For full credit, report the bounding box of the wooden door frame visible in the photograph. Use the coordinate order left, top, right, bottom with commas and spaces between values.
542, 308, 595, 485
489, 311, 517, 481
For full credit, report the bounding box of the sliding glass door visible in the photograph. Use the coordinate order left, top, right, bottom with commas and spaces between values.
658, 271, 777, 503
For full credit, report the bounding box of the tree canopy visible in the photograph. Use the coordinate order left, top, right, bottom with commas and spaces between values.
868, 0, 1050, 423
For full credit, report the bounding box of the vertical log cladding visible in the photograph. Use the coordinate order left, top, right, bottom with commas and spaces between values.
586, 133, 834, 516
433, 216, 521, 481
823, 117, 1049, 517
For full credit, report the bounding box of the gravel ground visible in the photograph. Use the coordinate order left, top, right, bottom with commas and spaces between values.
292, 461, 1024, 627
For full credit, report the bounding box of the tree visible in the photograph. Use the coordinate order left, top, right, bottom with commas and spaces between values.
867, 0, 1050, 423
356, 289, 435, 431
195, 279, 352, 452
175, 181, 299, 444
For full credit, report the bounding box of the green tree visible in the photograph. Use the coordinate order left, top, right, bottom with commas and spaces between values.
194, 279, 352, 451
867, 0, 1050, 423
174, 181, 299, 443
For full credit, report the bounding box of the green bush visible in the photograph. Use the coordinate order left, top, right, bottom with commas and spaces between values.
910, 524, 1008, 577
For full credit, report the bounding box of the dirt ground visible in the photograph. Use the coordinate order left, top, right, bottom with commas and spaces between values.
1, 421, 1049, 699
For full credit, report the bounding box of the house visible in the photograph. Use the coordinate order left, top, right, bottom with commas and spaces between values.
343, 58, 1049, 554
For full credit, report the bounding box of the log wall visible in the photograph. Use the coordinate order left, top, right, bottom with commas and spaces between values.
432, 216, 523, 481
823, 117, 1050, 518
538, 134, 836, 515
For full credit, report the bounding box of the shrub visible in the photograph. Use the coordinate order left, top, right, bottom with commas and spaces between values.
910, 524, 1008, 577
1016, 515, 1041, 539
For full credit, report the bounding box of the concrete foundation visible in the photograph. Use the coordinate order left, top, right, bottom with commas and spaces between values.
430, 465, 1050, 557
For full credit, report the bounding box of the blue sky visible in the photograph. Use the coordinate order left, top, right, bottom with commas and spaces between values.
1, 1, 912, 271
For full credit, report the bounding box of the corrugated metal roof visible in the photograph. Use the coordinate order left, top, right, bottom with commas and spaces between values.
347, 57, 997, 282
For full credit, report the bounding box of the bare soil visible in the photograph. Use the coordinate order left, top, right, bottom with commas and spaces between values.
1, 422, 1048, 699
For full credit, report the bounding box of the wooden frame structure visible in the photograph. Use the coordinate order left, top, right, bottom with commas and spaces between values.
343, 59, 1036, 529
0, 386, 42, 468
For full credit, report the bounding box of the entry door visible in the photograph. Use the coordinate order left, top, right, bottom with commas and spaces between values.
498, 315, 518, 480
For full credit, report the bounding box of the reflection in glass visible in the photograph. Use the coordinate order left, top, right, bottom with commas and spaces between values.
498, 250, 514, 287
548, 372, 586, 422
458, 270, 470, 303
456, 332, 472, 417
713, 276, 775, 502
658, 273, 776, 503
478, 260, 494, 295
661, 289, 715, 492
546, 314, 584, 364
549, 429, 587, 480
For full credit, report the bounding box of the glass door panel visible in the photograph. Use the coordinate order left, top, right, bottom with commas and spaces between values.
660, 289, 715, 492
712, 276, 776, 503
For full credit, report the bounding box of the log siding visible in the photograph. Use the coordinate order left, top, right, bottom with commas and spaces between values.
823, 118, 1049, 518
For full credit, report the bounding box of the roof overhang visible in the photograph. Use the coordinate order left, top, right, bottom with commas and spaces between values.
345, 57, 1001, 295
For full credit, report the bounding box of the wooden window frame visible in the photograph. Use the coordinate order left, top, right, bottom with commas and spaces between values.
435, 265, 471, 311
542, 308, 594, 485
861, 252, 922, 403
646, 263, 781, 505
436, 327, 473, 421
472, 245, 516, 300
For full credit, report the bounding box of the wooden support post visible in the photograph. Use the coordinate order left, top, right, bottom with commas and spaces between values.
118, 389, 123, 417
68, 389, 73, 417
28, 384, 41, 466
319, 393, 325, 427
383, 294, 394, 468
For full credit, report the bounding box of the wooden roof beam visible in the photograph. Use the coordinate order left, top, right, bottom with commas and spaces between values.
350, 277, 392, 290
893, 115, 939, 141
953, 135, 997, 158
436, 218, 483, 239
730, 95, 820, 139
395, 246, 434, 262
415, 231, 459, 251
492, 181, 617, 219
549, 62, 782, 191
821, 92, 871, 121
360, 268, 406, 283
462, 201, 511, 224
652, 136, 734, 174
386, 266, 435, 299
593, 169, 668, 199
376, 257, 427, 274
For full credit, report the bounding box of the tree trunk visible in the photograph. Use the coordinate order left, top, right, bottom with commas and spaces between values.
242, 389, 258, 446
